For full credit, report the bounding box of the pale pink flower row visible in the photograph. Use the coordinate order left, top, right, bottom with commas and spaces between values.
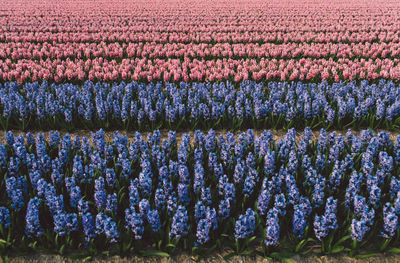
2, 31, 399, 44
1, 42, 400, 60
1, 57, 400, 83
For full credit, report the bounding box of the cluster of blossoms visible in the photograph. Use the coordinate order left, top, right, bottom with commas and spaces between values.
0, 127, 400, 249
1, 79, 400, 131
2, 0, 400, 83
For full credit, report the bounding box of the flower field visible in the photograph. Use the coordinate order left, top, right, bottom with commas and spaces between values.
2, 0, 400, 261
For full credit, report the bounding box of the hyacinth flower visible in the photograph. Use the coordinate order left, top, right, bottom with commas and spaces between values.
381, 203, 398, 239
0, 207, 11, 228
196, 218, 211, 245
293, 198, 312, 239
6, 175, 26, 211
313, 197, 338, 241
169, 205, 189, 240
234, 208, 256, 240
53, 212, 79, 236
94, 177, 107, 210
81, 212, 96, 242
25, 197, 43, 238
265, 208, 280, 246
147, 210, 161, 232
96, 213, 119, 242
125, 208, 144, 240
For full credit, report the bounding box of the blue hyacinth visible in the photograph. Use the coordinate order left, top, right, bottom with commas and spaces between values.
170, 205, 189, 239
234, 208, 256, 239
25, 197, 43, 237
0, 207, 11, 228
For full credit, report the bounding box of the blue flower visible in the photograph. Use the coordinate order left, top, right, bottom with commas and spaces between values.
82, 212, 96, 241
106, 168, 116, 188
257, 190, 271, 216
234, 208, 256, 239
106, 193, 118, 214
0, 207, 11, 228
265, 208, 280, 246
218, 199, 230, 220
147, 210, 161, 232
197, 218, 211, 244
313, 197, 338, 240
264, 150, 275, 175
351, 219, 369, 242
139, 199, 150, 216
25, 197, 43, 237
54, 212, 79, 236
125, 208, 144, 240
96, 212, 119, 242
382, 203, 398, 238
94, 177, 106, 210
170, 205, 189, 239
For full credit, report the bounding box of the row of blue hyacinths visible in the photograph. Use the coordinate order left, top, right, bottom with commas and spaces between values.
1, 79, 400, 131
1, 127, 400, 259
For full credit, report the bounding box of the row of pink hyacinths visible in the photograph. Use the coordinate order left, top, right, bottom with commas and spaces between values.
1, 57, 400, 83
1, 42, 400, 60
2, 31, 399, 44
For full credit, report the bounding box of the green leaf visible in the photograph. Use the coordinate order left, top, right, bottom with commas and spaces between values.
332, 234, 351, 250
223, 252, 236, 260
59, 244, 65, 255
331, 246, 344, 254
388, 248, 400, 254
142, 250, 170, 257
83, 256, 92, 262
270, 252, 295, 263
354, 253, 378, 259
166, 243, 176, 249
295, 238, 314, 252
380, 238, 392, 251
244, 236, 257, 246
300, 247, 314, 255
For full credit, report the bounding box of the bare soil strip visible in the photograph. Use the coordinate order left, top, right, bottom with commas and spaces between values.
7, 252, 400, 263
1, 129, 399, 145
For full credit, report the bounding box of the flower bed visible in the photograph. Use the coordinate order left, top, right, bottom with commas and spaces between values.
1, 128, 400, 259
1, 79, 400, 131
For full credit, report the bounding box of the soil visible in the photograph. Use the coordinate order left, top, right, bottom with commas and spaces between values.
6, 252, 400, 263
1, 129, 399, 145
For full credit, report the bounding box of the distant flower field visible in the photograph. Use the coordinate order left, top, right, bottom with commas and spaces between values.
2, 0, 400, 261
1, 0, 400, 84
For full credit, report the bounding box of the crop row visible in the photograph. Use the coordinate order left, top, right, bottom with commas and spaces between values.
2, 0, 400, 39
2, 57, 400, 83
2, 31, 400, 45
1, 127, 400, 258
0, 79, 400, 131
3, 42, 400, 60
